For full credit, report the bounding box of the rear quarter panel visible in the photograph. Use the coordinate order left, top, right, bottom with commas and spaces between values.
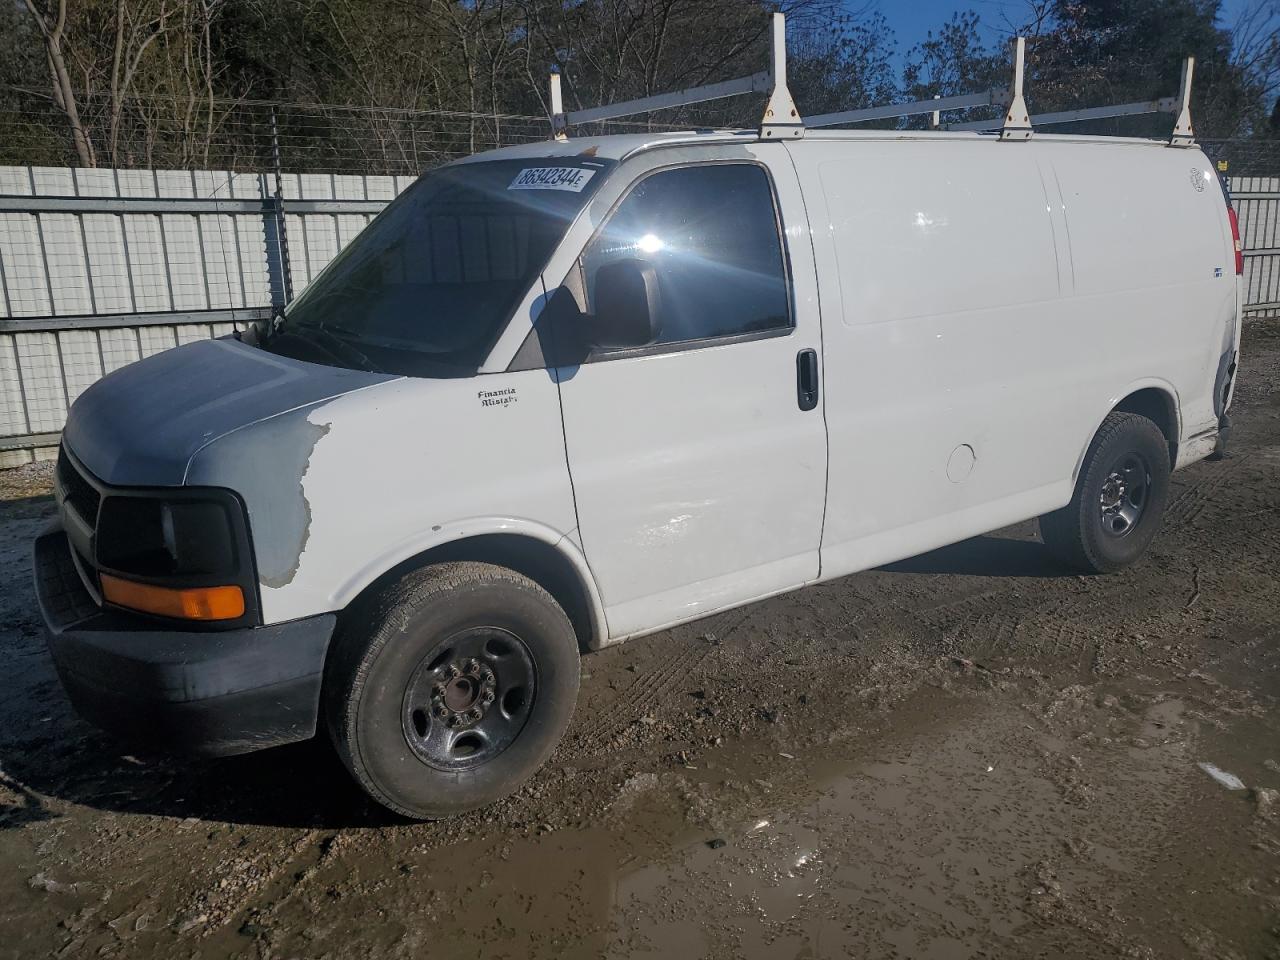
1047, 142, 1237, 446
794, 134, 1236, 577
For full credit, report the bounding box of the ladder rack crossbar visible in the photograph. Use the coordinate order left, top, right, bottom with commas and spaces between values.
545, 13, 1196, 147
948, 98, 1177, 132
562, 72, 771, 127
807, 90, 998, 129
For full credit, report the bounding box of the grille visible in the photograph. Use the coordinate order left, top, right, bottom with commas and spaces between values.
57, 447, 102, 523
34, 531, 100, 628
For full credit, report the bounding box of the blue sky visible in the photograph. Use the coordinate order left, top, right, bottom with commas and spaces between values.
869, 0, 1255, 71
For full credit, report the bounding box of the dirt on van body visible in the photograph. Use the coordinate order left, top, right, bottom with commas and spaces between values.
1, 323, 1279, 960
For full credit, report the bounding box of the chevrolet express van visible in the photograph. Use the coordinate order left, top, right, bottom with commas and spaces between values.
34, 129, 1241, 818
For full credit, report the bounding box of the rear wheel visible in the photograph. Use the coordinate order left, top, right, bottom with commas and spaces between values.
1039, 411, 1171, 574
324, 561, 580, 819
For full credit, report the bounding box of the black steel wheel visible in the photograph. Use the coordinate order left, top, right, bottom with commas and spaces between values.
1040, 411, 1171, 574
400, 627, 536, 770
324, 561, 580, 820
1097, 452, 1151, 538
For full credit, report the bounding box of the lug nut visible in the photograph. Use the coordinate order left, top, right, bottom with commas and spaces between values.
469, 708, 483, 721
444, 664, 460, 679
434, 704, 449, 718
482, 690, 495, 704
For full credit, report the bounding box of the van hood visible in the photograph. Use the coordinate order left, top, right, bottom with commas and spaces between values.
63, 338, 396, 487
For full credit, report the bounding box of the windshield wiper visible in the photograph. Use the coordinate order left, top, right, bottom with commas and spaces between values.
282, 323, 385, 373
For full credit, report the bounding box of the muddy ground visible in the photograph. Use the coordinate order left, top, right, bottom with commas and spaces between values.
1, 323, 1279, 960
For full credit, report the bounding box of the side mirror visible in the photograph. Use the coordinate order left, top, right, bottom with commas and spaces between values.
589, 258, 662, 349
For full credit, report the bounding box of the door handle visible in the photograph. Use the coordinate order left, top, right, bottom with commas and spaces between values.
796, 348, 819, 411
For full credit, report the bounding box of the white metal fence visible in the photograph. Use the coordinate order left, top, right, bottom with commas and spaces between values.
1236, 177, 1280, 318
1, 164, 1278, 466
0, 165, 415, 466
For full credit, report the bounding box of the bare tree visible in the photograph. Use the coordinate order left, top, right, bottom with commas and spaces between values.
23, 0, 95, 165
106, 0, 175, 163
1231, 0, 1280, 132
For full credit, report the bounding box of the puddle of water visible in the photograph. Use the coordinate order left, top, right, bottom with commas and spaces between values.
599, 673, 1280, 959
611, 747, 1038, 959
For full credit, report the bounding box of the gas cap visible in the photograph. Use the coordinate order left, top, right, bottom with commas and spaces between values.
947, 444, 976, 483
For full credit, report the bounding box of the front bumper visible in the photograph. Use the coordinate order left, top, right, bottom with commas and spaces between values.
34, 527, 336, 757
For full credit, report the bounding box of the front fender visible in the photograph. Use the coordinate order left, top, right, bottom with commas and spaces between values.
326, 517, 609, 646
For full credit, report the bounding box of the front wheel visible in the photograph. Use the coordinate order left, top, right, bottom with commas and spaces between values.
324, 562, 580, 819
1039, 411, 1171, 574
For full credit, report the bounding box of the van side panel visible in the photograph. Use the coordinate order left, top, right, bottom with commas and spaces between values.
793, 137, 1234, 580
1048, 145, 1237, 445
795, 139, 1073, 575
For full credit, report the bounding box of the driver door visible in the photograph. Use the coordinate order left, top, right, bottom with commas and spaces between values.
552, 155, 828, 638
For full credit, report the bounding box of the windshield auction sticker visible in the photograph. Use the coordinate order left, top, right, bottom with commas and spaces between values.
508, 167, 596, 192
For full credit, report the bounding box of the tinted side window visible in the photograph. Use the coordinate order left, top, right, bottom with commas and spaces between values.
581, 164, 790, 348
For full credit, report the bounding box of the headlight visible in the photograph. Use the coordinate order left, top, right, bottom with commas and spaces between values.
97, 496, 238, 577
94, 489, 257, 624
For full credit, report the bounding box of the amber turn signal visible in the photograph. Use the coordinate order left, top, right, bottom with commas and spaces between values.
100, 574, 245, 621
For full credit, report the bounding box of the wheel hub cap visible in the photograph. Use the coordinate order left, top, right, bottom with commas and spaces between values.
432, 658, 497, 725
1098, 454, 1150, 538
401, 628, 536, 770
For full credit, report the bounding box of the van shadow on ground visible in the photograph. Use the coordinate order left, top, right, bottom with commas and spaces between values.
0, 710, 393, 830
879, 532, 1076, 578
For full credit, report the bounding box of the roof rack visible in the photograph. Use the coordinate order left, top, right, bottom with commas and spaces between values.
547, 14, 1197, 148
549, 12, 800, 141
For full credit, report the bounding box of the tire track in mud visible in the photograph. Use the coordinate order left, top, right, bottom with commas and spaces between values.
1165, 453, 1247, 527
579, 610, 754, 754
896, 564, 1171, 665
172, 828, 324, 939
889, 453, 1265, 664
581, 645, 712, 752
881, 572, 1084, 662
1156, 451, 1279, 600
861, 582, 1013, 650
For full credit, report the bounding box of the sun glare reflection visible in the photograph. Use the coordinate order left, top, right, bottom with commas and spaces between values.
636, 233, 665, 253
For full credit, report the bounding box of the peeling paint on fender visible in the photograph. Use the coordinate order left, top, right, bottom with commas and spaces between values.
186, 408, 332, 590
257, 417, 330, 588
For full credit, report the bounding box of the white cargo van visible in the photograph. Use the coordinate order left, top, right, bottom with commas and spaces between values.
34, 21, 1242, 817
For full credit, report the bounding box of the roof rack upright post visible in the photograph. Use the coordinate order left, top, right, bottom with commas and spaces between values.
999, 37, 1033, 141
1169, 56, 1195, 146
549, 70, 568, 141
759, 12, 804, 140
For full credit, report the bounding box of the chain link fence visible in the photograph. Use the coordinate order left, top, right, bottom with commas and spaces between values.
0, 89, 694, 176
1200, 139, 1280, 178
4, 84, 1279, 177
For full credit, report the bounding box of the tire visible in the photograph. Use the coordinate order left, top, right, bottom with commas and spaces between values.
323, 561, 580, 819
1039, 411, 1171, 574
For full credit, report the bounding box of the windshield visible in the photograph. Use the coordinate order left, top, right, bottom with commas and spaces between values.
263, 157, 612, 376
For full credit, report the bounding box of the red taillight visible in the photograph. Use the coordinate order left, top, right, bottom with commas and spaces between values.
1227, 206, 1244, 276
